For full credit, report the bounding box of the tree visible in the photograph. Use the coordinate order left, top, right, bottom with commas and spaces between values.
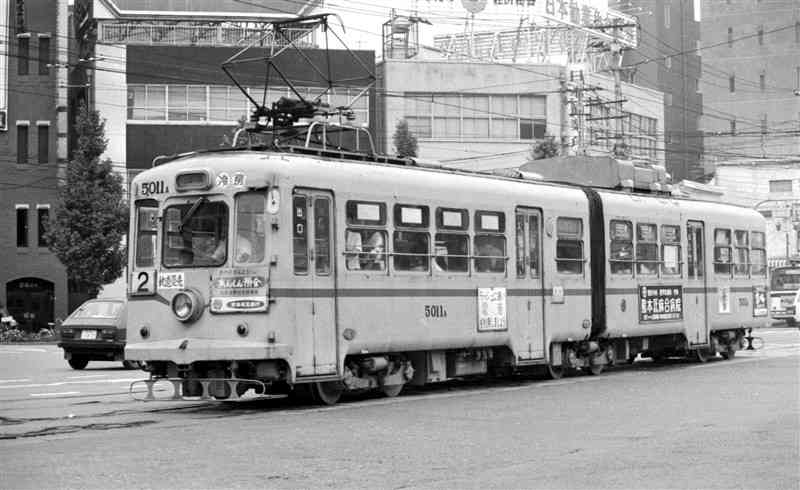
45, 102, 129, 297
528, 137, 560, 161
393, 119, 418, 158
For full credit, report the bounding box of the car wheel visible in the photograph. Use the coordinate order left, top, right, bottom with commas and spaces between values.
68, 358, 89, 370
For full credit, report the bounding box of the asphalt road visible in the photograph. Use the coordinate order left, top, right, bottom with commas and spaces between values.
0, 328, 798, 490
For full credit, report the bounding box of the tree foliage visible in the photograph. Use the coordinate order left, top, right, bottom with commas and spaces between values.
45, 102, 129, 296
393, 119, 418, 158
528, 138, 560, 161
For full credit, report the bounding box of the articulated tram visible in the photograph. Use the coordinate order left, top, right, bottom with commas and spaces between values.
125, 136, 770, 404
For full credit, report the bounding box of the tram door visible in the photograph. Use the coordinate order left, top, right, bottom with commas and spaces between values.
686, 221, 709, 345
292, 190, 338, 377
515, 208, 545, 358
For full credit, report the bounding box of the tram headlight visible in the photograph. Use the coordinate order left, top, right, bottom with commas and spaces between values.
171, 289, 204, 323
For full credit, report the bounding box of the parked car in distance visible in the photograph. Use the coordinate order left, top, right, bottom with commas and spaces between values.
57, 298, 138, 370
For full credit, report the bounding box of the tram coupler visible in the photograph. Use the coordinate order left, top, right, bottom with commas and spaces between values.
744, 328, 755, 350
130, 377, 268, 401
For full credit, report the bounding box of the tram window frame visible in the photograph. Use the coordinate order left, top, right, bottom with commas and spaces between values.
346, 200, 386, 226
436, 208, 469, 231
515, 213, 541, 278
609, 219, 634, 275
750, 231, 767, 276
661, 225, 682, 276
474, 211, 507, 274
234, 192, 266, 265
713, 228, 732, 276
393, 204, 430, 272
162, 200, 228, 268
135, 199, 159, 268
313, 197, 332, 275
636, 223, 659, 276
733, 230, 749, 276
556, 217, 584, 275
344, 200, 388, 272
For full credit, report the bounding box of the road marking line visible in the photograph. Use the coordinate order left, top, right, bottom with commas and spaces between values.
30, 391, 80, 397
0, 379, 31, 384
66, 374, 107, 379
0, 378, 142, 390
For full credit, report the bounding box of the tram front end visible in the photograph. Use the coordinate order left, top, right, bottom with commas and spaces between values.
125, 162, 292, 400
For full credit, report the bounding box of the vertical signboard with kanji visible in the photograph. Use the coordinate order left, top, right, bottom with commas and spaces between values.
477, 287, 507, 331
639, 285, 683, 322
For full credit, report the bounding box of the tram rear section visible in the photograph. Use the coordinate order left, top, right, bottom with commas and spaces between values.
125, 152, 770, 405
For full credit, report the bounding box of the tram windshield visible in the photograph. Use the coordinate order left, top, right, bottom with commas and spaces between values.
162, 200, 229, 267
770, 267, 800, 291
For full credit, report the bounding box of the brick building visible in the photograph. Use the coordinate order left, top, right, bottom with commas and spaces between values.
0, 0, 70, 330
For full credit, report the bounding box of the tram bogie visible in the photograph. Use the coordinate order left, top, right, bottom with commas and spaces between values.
125, 148, 769, 404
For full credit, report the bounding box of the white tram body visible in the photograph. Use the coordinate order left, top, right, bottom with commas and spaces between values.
125, 149, 769, 403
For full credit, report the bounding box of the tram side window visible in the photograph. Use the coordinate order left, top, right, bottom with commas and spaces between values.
687, 224, 704, 279
393, 204, 430, 272
714, 228, 732, 275
750, 231, 767, 276
293, 196, 309, 274
436, 208, 469, 273
636, 223, 659, 275
475, 211, 506, 273
556, 217, 583, 274
661, 225, 681, 276
345, 200, 387, 271
733, 230, 749, 276
235, 193, 266, 264
135, 200, 158, 268
609, 220, 633, 275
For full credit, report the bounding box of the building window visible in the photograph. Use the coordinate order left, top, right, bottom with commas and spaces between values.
664, 4, 670, 28
405, 92, 546, 140
769, 179, 792, 193
17, 37, 29, 75
37, 124, 49, 164
37, 207, 49, 247
757, 25, 764, 45
38, 36, 50, 75
128, 84, 369, 125
727, 27, 733, 47
16, 123, 28, 164
16, 206, 29, 248
729, 75, 735, 92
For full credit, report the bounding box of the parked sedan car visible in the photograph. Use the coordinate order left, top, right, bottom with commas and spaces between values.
57, 298, 138, 370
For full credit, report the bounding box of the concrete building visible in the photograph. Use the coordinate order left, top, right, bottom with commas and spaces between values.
711, 159, 800, 264
698, 2, 800, 168
0, 0, 70, 330
377, 59, 665, 172
611, 0, 704, 182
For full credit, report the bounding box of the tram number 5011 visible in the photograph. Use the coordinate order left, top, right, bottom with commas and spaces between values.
424, 305, 448, 318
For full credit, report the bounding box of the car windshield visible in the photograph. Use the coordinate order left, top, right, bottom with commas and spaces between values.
163, 200, 229, 267
770, 268, 800, 291
72, 301, 123, 319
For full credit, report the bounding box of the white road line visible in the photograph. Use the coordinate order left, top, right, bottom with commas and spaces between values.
0, 378, 142, 390
0, 379, 31, 384
66, 374, 107, 379
0, 347, 48, 353
30, 391, 80, 397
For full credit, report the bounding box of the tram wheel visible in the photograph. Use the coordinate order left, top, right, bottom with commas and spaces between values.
68, 358, 88, 370
311, 381, 343, 406
380, 383, 404, 398
583, 364, 604, 376
545, 364, 565, 380
694, 348, 712, 363
720, 349, 736, 360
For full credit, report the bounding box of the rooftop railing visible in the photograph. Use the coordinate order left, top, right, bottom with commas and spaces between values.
98, 22, 316, 48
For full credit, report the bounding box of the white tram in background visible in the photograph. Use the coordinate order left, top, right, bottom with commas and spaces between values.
125, 138, 770, 404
